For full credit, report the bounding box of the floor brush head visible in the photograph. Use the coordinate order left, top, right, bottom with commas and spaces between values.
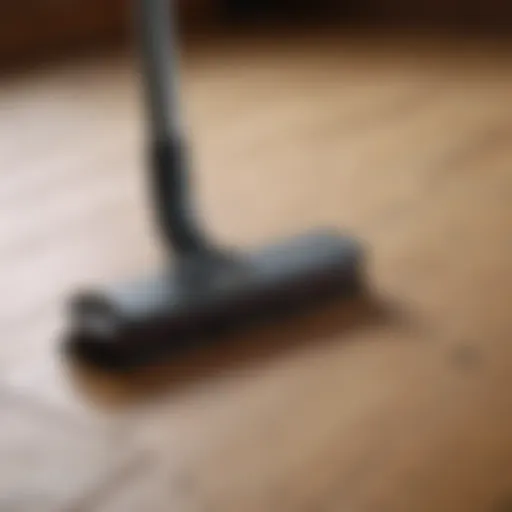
64, 230, 364, 372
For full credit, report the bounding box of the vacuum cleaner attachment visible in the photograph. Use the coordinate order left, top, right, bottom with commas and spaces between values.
64, 0, 365, 372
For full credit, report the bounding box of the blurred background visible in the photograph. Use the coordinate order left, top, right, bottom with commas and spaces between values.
2, 2, 512, 512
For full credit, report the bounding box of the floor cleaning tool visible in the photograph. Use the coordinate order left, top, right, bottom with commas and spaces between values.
64, 0, 364, 372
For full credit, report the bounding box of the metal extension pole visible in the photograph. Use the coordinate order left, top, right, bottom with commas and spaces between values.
136, 0, 212, 256
137, 0, 183, 142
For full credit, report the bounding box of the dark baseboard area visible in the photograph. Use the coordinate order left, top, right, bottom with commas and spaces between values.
1, 0, 511, 69
220, 0, 356, 22
0, 1, 212, 69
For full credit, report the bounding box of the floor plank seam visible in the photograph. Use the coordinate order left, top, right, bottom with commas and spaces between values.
64, 449, 154, 512
359, 117, 512, 240
425, 117, 512, 190
0, 382, 106, 435
1, 179, 137, 265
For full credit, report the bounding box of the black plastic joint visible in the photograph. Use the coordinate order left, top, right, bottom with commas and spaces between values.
151, 139, 211, 256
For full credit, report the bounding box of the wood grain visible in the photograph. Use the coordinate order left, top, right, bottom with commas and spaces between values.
1, 30, 512, 511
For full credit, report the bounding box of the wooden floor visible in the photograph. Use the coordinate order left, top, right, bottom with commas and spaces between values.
2, 29, 512, 511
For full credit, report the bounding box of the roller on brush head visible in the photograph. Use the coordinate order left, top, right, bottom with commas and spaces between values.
64, 0, 365, 372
